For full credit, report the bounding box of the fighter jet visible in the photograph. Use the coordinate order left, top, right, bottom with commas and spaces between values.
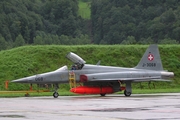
12, 45, 174, 98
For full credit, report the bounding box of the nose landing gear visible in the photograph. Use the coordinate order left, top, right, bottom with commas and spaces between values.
53, 91, 59, 98
53, 84, 59, 98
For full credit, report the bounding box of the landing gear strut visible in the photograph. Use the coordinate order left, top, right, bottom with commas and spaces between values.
124, 81, 132, 97
53, 84, 59, 98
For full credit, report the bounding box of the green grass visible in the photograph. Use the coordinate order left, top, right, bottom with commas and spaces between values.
1, 88, 179, 98
0, 89, 76, 98
132, 88, 180, 94
78, 0, 91, 19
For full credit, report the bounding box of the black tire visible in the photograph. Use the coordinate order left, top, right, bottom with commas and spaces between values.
100, 93, 106, 97
124, 90, 131, 97
53, 92, 59, 98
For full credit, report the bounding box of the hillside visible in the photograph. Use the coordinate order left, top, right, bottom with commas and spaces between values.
91, 0, 180, 44
1, 0, 180, 51
0, 0, 90, 50
0, 45, 179, 90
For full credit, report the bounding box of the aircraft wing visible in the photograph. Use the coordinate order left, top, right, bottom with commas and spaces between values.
82, 76, 172, 82
85, 76, 160, 81
80, 72, 173, 82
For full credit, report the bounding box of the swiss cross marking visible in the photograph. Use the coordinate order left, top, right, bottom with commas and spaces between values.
148, 54, 154, 61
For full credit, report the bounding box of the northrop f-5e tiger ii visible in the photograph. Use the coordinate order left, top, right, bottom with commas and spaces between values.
12, 45, 174, 98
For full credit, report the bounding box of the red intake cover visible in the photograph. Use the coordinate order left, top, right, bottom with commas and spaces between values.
80, 75, 88, 82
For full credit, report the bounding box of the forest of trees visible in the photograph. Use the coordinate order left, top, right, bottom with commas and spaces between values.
91, 0, 180, 44
0, 0, 180, 50
0, 0, 91, 50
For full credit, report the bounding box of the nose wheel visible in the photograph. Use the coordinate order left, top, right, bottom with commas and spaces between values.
53, 92, 59, 98
53, 84, 59, 98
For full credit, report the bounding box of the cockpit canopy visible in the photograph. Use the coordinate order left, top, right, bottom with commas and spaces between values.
66, 52, 86, 69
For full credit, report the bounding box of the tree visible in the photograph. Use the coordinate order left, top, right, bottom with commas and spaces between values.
0, 35, 7, 50
33, 35, 43, 45
14, 34, 25, 47
121, 36, 136, 44
160, 8, 175, 24
51, 35, 60, 45
59, 35, 70, 45
158, 38, 179, 44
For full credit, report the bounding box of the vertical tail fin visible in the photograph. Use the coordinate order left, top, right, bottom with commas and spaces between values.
135, 44, 163, 71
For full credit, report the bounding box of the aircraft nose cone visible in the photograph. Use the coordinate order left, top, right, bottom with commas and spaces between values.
11, 75, 36, 83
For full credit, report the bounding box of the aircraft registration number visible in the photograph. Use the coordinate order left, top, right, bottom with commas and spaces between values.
143, 63, 156, 67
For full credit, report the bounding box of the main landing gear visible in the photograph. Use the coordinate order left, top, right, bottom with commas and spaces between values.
124, 81, 132, 97
53, 84, 59, 98
124, 90, 131, 97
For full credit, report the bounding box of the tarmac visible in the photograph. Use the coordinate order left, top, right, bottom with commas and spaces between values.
0, 93, 180, 120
